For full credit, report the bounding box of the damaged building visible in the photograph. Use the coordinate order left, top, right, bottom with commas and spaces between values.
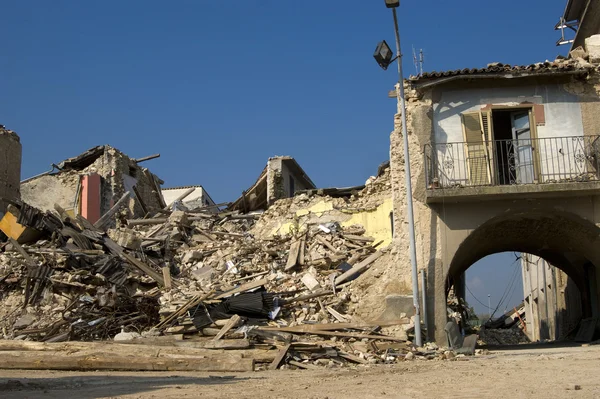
388, 31, 600, 344
230, 156, 316, 212
20, 145, 165, 226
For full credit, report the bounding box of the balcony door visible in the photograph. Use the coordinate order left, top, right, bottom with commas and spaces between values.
510, 111, 535, 184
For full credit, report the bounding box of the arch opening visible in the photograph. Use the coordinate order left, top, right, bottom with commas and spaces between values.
445, 210, 600, 345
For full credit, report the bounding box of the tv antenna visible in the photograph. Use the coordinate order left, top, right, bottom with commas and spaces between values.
412, 47, 424, 76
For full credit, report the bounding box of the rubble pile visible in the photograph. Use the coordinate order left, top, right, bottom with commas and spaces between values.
0, 166, 463, 371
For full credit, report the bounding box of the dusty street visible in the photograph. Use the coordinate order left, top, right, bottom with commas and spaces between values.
0, 343, 598, 399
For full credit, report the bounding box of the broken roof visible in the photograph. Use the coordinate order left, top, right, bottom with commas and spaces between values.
411, 59, 591, 84
399, 59, 594, 91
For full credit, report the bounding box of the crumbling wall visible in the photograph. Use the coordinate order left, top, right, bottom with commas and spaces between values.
0, 128, 22, 217
21, 146, 164, 223
253, 167, 393, 247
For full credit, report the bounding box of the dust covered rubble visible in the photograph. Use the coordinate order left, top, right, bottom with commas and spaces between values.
0, 165, 464, 370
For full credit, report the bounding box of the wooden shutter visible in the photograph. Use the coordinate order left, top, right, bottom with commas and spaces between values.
462, 112, 490, 185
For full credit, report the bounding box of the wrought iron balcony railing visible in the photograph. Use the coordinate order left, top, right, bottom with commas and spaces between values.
424, 135, 600, 189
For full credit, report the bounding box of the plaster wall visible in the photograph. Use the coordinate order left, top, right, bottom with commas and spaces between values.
433, 84, 589, 185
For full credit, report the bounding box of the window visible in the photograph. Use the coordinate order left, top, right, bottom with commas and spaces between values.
289, 177, 295, 196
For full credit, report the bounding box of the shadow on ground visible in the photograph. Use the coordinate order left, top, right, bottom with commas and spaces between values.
0, 374, 254, 399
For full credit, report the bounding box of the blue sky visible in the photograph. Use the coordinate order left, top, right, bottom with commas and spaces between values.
1, 0, 571, 315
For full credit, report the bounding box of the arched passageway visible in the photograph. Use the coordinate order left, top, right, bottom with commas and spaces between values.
434, 209, 600, 344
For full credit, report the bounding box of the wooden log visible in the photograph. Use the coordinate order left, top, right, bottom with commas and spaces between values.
0, 352, 254, 372
334, 250, 384, 285
0, 339, 250, 352
94, 191, 131, 230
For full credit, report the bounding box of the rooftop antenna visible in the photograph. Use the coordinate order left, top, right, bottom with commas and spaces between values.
412, 46, 419, 75
554, 16, 577, 46
412, 47, 425, 76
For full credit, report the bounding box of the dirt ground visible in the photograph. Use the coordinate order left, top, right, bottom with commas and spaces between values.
0, 343, 598, 399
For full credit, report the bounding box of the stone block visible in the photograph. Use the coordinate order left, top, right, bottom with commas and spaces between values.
585, 35, 600, 63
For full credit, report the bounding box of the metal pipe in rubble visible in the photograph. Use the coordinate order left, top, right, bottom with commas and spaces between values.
392, 6, 422, 347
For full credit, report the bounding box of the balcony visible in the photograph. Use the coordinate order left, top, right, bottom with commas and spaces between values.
424, 135, 600, 202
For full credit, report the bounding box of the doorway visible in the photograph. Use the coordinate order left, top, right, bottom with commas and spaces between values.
491, 109, 536, 185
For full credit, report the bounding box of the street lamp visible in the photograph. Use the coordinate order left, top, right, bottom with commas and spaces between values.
373, 0, 422, 347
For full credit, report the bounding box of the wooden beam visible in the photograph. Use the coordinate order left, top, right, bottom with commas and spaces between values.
0, 352, 254, 372
213, 315, 241, 340
269, 343, 291, 370
94, 191, 131, 230
334, 250, 384, 285
214, 279, 268, 300
164, 188, 195, 210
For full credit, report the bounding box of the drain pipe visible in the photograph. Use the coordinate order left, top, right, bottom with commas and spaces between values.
421, 269, 428, 339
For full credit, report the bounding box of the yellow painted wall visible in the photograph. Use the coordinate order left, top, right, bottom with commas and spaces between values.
341, 198, 393, 247
270, 198, 393, 247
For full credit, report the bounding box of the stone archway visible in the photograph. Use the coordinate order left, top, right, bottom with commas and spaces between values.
432, 209, 600, 344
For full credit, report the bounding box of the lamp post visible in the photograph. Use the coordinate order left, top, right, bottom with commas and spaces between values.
488, 294, 491, 315
374, 0, 422, 347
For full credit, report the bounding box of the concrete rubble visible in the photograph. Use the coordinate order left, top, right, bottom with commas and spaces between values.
0, 156, 472, 372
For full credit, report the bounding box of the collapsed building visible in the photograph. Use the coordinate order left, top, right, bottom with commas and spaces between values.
20, 145, 165, 226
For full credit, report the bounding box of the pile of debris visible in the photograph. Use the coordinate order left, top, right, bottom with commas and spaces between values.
0, 167, 456, 371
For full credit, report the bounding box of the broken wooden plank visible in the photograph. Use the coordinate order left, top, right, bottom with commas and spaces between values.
269, 343, 291, 370
276, 330, 407, 342
7, 238, 37, 268
162, 266, 172, 290
213, 315, 241, 341
103, 237, 165, 286
164, 187, 195, 210
316, 235, 341, 254
214, 279, 268, 300
334, 250, 384, 285
326, 306, 350, 323
260, 319, 408, 333
342, 234, 375, 243
94, 191, 131, 230
288, 360, 321, 370
337, 351, 369, 364
285, 240, 302, 271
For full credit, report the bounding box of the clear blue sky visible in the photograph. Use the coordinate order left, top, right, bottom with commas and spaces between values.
1, 0, 571, 316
